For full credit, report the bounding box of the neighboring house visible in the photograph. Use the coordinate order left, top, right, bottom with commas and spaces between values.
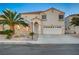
65, 14, 79, 34
21, 8, 65, 34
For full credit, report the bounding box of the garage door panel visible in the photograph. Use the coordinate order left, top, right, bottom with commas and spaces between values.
43, 28, 64, 34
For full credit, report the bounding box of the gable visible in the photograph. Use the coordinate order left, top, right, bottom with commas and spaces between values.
21, 8, 64, 15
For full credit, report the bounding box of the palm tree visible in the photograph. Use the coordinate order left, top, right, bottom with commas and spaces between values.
70, 17, 79, 34
70, 17, 79, 26
0, 9, 28, 34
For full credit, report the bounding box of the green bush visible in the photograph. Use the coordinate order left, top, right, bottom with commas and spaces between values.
6, 33, 12, 39
29, 32, 34, 36
0, 30, 13, 39
0, 30, 13, 35
4, 30, 13, 34
0, 31, 6, 34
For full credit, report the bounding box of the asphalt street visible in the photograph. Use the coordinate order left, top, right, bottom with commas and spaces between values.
0, 44, 79, 55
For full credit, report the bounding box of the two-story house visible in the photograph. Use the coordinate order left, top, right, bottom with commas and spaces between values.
21, 8, 65, 34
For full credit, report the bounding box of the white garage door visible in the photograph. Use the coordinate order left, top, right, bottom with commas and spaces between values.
43, 28, 64, 34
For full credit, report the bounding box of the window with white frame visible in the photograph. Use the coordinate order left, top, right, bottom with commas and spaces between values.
42, 15, 46, 19
59, 15, 64, 20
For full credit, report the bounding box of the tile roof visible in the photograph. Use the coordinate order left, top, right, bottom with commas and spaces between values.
21, 7, 64, 14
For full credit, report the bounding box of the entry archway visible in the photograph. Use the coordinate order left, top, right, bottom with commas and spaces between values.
32, 17, 42, 34
34, 22, 39, 34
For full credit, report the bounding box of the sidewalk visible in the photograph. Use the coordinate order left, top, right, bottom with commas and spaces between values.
0, 34, 79, 44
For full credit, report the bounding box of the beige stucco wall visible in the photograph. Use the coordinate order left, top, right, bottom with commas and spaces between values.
14, 25, 30, 36
41, 9, 65, 34
22, 10, 65, 33
21, 9, 64, 27
0, 24, 3, 31
4, 25, 10, 30
22, 10, 63, 25
41, 9, 64, 27
21, 14, 40, 22
21, 9, 65, 34
32, 18, 42, 34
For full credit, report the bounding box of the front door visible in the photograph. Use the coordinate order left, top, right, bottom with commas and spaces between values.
34, 22, 39, 34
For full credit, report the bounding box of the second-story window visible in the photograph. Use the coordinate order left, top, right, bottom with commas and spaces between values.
42, 15, 46, 19
59, 15, 64, 19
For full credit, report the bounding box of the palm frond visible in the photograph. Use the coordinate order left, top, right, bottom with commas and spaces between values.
11, 12, 17, 20
70, 17, 79, 26
1, 9, 29, 28
0, 15, 7, 19
2, 9, 10, 19
16, 20, 28, 27
14, 13, 21, 21
0, 20, 9, 25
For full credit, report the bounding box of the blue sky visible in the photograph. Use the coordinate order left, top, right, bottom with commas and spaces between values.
0, 3, 79, 17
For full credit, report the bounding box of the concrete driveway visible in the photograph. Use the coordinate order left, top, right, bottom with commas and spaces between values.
34, 34, 79, 44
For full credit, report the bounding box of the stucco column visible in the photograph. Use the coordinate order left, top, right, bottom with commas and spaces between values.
39, 24, 41, 34
41, 21, 43, 35
32, 22, 34, 32
31, 21, 34, 33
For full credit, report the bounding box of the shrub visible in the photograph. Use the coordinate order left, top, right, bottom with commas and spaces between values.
6, 33, 12, 39
0, 30, 13, 35
4, 30, 13, 34
29, 32, 34, 36
0, 30, 13, 39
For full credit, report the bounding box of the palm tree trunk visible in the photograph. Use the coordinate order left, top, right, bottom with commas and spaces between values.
3, 24, 5, 31
10, 25, 15, 34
